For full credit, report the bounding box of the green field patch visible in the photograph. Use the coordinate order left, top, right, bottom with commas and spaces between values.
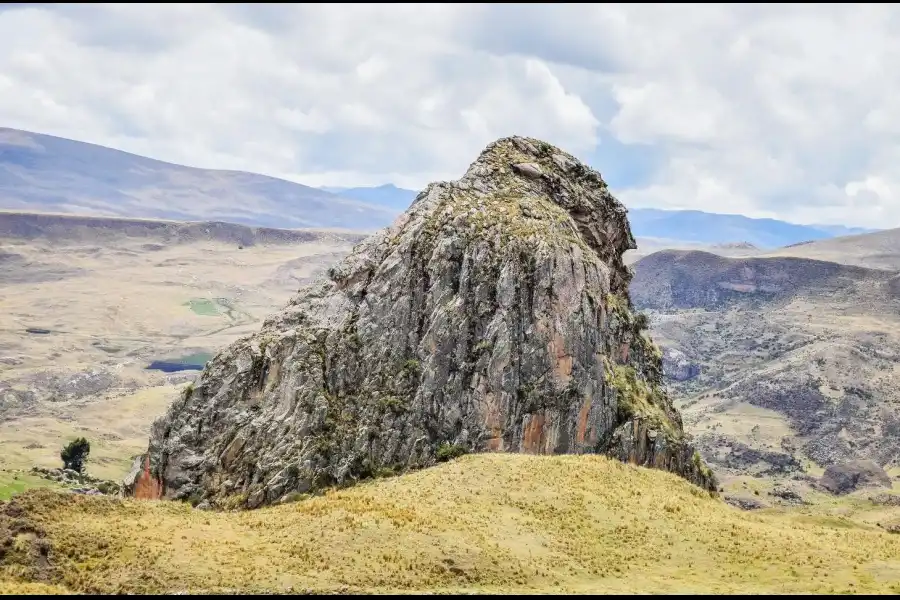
184, 298, 221, 316
0, 471, 58, 501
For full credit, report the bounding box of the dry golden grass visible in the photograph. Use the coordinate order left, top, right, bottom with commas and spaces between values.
2, 453, 900, 595
0, 385, 180, 480
0, 231, 353, 484
0, 236, 352, 385
0, 582, 72, 595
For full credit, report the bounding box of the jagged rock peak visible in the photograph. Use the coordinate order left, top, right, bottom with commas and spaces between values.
126, 135, 717, 509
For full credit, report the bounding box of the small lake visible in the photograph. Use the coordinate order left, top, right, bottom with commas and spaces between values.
146, 351, 214, 373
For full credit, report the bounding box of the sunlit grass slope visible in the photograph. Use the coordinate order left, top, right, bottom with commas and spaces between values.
2, 454, 900, 595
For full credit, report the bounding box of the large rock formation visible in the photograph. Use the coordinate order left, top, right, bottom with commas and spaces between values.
126, 136, 717, 508
819, 460, 891, 495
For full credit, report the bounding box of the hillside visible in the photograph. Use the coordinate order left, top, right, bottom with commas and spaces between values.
631, 250, 891, 311
631, 250, 900, 490
0, 210, 367, 247
0, 128, 397, 231
762, 227, 900, 271
3, 454, 900, 595
323, 183, 418, 212
0, 126, 877, 246
0, 211, 361, 484
625, 208, 874, 248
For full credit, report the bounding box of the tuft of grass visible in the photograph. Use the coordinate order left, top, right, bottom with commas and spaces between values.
435, 443, 468, 463
604, 362, 678, 438
2, 454, 900, 595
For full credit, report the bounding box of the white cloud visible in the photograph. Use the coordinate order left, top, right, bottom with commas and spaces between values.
1, 4, 900, 227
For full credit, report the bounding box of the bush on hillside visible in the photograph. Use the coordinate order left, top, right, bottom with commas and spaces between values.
60, 438, 91, 474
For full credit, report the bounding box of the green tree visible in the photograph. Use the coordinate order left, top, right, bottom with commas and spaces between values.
61, 437, 91, 473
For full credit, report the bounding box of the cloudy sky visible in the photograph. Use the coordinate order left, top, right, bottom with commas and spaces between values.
1, 3, 898, 228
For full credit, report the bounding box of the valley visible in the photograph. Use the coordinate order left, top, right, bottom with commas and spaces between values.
2, 3, 898, 594
1, 170, 899, 595
630, 231, 900, 506
2, 210, 899, 507
0, 211, 359, 481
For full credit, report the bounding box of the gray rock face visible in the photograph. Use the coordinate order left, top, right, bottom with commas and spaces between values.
889, 274, 900, 300
661, 347, 700, 382
870, 492, 900, 506
126, 136, 717, 508
724, 495, 767, 511
820, 460, 891, 495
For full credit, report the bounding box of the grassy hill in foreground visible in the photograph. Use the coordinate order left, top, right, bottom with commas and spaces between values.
3, 454, 900, 595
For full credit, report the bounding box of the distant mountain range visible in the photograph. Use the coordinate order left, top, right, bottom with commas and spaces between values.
0, 127, 880, 246
0, 128, 397, 232
624, 208, 875, 248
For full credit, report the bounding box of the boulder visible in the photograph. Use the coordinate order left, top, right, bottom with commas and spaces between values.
661, 347, 700, 382
820, 459, 891, 494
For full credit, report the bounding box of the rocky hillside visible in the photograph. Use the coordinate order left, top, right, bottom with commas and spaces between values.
631, 250, 889, 311
125, 136, 716, 509
631, 250, 900, 489
0, 127, 397, 231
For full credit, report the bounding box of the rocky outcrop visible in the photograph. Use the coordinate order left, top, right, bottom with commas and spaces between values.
889, 274, 900, 300
661, 347, 700, 382
870, 492, 900, 506
724, 495, 767, 511
124, 136, 717, 508
122, 456, 163, 500
819, 460, 891, 495
28, 466, 121, 496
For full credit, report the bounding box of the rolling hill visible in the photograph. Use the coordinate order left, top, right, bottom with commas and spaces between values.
762, 227, 900, 271
630, 250, 892, 311
0, 210, 367, 247
3, 454, 900, 594
321, 183, 418, 212
624, 208, 875, 249
0, 128, 397, 232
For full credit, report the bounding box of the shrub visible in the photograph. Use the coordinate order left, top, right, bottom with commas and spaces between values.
436, 443, 468, 463
634, 312, 650, 332
60, 437, 91, 473
96, 481, 121, 496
